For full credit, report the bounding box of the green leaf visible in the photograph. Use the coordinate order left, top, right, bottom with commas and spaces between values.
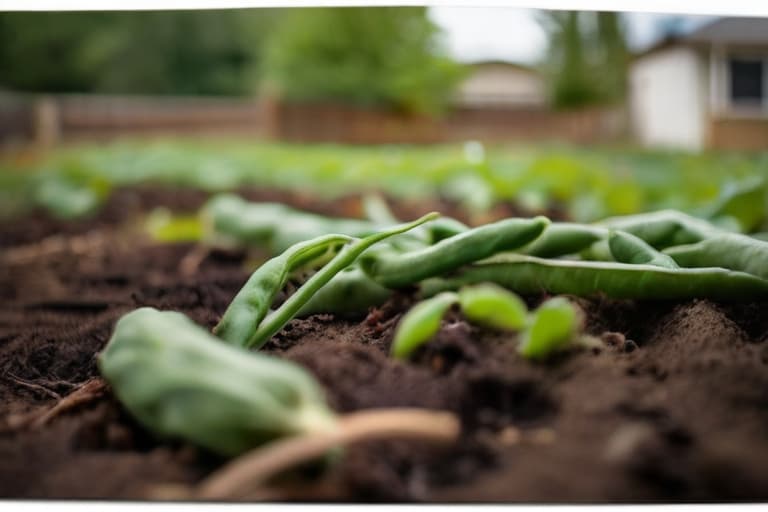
458, 283, 528, 331
519, 297, 582, 361
391, 292, 458, 360
99, 308, 338, 456
146, 208, 205, 242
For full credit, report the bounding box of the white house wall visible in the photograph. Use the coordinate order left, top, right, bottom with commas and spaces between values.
456, 65, 546, 107
630, 46, 706, 151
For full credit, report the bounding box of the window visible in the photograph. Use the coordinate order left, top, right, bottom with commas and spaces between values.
728, 57, 764, 106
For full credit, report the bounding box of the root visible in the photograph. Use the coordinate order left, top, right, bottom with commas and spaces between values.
6, 373, 62, 400
179, 244, 212, 277
195, 408, 460, 500
31, 378, 108, 428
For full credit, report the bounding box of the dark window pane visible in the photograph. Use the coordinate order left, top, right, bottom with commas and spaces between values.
729, 58, 763, 103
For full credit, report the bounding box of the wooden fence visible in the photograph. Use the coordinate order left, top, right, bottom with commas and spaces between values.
0, 92, 625, 148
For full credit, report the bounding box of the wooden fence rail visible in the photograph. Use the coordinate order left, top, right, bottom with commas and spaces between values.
0, 92, 626, 148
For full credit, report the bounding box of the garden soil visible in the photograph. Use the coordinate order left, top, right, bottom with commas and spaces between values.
1, 187, 767, 503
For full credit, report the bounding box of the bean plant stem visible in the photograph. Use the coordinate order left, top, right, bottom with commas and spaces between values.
196, 408, 460, 500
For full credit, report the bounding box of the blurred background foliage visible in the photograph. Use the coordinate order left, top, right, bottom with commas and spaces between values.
0, 10, 276, 95
261, 7, 466, 114
2, 139, 765, 224
539, 11, 628, 108
0, 8, 624, 112
0, 7, 465, 113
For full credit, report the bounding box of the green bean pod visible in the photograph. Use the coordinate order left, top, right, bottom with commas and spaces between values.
221, 213, 439, 350
204, 194, 377, 252
214, 233, 351, 347
297, 267, 394, 317
361, 216, 550, 289
595, 209, 721, 248
391, 292, 458, 360
522, 223, 606, 258
420, 253, 768, 300
99, 308, 338, 456
663, 233, 768, 280
608, 230, 679, 269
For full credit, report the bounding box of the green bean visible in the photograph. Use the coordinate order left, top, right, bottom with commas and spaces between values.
581, 210, 725, 261
390, 292, 458, 360
595, 209, 721, 248
220, 213, 438, 350
518, 297, 581, 361
458, 283, 528, 331
664, 233, 768, 280
214, 233, 351, 348
420, 253, 768, 300
428, 217, 470, 242
204, 194, 377, 252
608, 230, 679, 269
99, 308, 338, 456
297, 267, 393, 317
522, 223, 606, 258
361, 216, 549, 289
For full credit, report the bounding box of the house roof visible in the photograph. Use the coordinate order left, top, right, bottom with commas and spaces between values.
632, 17, 768, 62
684, 17, 768, 45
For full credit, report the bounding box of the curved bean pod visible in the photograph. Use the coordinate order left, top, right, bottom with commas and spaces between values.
595, 209, 722, 248
361, 216, 550, 289
245, 213, 439, 350
297, 267, 394, 317
522, 222, 606, 258
204, 194, 377, 252
663, 233, 768, 280
214, 233, 352, 347
608, 230, 679, 269
420, 254, 768, 300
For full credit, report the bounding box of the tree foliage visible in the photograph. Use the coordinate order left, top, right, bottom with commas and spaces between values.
0, 10, 277, 95
261, 7, 466, 115
539, 11, 628, 109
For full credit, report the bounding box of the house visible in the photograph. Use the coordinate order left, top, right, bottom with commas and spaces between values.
630, 17, 768, 151
454, 60, 547, 108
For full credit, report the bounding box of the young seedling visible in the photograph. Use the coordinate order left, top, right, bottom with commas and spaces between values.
517, 297, 584, 361
390, 292, 459, 360
458, 283, 528, 331
391, 285, 594, 362
390, 284, 528, 360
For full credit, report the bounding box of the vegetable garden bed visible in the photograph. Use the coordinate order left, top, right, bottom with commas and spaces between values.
2, 186, 768, 502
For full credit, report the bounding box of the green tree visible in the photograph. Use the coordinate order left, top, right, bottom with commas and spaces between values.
0, 10, 278, 95
594, 12, 628, 104
538, 10, 628, 109
261, 7, 466, 115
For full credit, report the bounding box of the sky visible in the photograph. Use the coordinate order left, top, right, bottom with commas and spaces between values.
428, 7, 718, 64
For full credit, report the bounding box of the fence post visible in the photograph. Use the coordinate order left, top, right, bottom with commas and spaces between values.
33, 95, 60, 150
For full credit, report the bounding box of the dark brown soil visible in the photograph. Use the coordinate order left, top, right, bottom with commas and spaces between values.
1, 187, 768, 503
